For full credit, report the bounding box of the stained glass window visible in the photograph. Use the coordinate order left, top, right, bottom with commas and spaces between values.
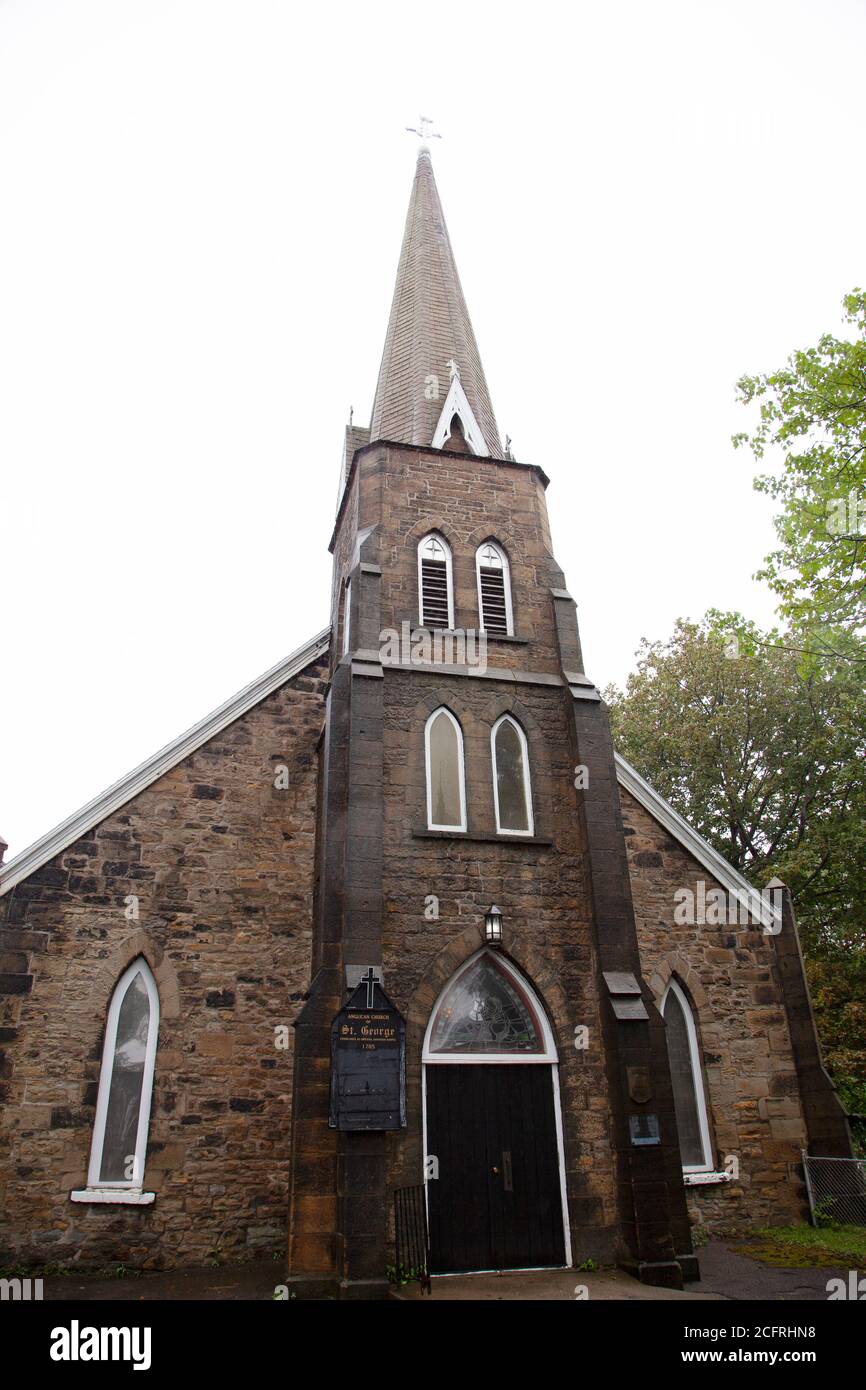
87, 958, 159, 1189
99, 969, 151, 1182
429, 955, 544, 1054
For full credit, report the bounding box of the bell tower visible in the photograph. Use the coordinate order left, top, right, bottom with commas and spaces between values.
285, 146, 695, 1298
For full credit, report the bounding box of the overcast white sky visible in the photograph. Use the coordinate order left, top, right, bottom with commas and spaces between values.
1, 0, 864, 858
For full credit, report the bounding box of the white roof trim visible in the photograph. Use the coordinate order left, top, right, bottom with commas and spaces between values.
0, 628, 331, 897
431, 375, 489, 456
615, 753, 781, 931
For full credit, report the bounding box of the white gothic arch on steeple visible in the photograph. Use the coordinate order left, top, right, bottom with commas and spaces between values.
430, 365, 489, 457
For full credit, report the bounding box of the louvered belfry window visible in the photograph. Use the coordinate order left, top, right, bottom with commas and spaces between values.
418, 533, 453, 629
476, 542, 512, 635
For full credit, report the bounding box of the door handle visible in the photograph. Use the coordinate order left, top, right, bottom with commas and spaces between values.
502, 1150, 513, 1192
491, 1166, 499, 1175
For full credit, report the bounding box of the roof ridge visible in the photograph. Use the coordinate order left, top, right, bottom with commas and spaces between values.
0, 628, 331, 896
614, 752, 781, 930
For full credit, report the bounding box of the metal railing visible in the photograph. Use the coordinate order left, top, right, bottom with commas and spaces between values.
802, 1151, 866, 1228
393, 1184, 431, 1294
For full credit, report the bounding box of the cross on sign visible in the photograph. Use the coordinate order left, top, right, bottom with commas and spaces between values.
360, 967, 379, 1009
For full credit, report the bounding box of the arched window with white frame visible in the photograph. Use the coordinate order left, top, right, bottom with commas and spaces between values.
476, 540, 513, 636
491, 714, 533, 836
661, 978, 714, 1173
425, 707, 466, 832
85, 958, 160, 1193
418, 532, 454, 630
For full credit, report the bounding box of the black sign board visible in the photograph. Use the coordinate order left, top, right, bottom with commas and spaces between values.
329, 971, 406, 1131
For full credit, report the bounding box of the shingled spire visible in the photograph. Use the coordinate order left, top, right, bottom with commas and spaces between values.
369, 148, 503, 458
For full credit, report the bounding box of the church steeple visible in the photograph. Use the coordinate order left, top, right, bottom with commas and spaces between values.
369, 148, 503, 458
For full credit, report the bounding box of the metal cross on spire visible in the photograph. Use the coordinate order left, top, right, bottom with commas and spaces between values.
405, 114, 442, 149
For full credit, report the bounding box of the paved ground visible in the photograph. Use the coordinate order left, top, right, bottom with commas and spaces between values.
41, 1260, 280, 1301
395, 1267, 722, 1300
690, 1239, 847, 1302
36, 1240, 848, 1301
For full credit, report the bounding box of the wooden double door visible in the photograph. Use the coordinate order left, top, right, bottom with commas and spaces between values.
425, 1063, 566, 1273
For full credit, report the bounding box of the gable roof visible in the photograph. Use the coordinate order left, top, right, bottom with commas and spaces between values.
369, 149, 503, 458
615, 754, 780, 931
0, 628, 777, 932
0, 628, 331, 897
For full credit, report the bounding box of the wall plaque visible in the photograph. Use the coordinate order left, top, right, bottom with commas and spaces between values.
329, 969, 406, 1131
627, 1065, 653, 1105
629, 1113, 661, 1146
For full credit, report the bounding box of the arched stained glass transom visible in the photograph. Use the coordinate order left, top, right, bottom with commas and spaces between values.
424, 952, 555, 1059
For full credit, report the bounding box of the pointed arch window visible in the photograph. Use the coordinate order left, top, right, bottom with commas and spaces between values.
425, 707, 466, 832
476, 541, 513, 636
418, 532, 454, 630
661, 979, 714, 1172
491, 715, 533, 836
85, 958, 160, 1192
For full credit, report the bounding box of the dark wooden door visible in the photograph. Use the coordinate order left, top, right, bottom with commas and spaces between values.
426, 1064, 566, 1273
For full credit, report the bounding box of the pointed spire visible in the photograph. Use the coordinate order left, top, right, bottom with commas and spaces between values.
370, 150, 503, 457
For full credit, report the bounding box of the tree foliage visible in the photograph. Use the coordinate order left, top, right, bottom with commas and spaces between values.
733, 290, 866, 641
607, 613, 866, 1110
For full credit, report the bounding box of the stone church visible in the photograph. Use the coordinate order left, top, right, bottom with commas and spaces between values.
0, 146, 852, 1297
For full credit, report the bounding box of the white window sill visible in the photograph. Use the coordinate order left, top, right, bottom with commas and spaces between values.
70, 1188, 155, 1205
683, 1171, 733, 1187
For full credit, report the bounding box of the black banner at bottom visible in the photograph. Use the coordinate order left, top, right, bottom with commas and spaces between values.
4, 1291, 861, 1378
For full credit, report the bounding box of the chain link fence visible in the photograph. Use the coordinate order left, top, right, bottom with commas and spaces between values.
802, 1151, 866, 1227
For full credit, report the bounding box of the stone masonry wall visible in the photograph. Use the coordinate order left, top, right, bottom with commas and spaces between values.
334, 443, 561, 677
622, 788, 810, 1234
0, 655, 327, 1270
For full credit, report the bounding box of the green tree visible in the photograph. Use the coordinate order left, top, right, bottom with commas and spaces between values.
805, 951, 866, 1124
606, 612, 866, 1111
733, 290, 866, 643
